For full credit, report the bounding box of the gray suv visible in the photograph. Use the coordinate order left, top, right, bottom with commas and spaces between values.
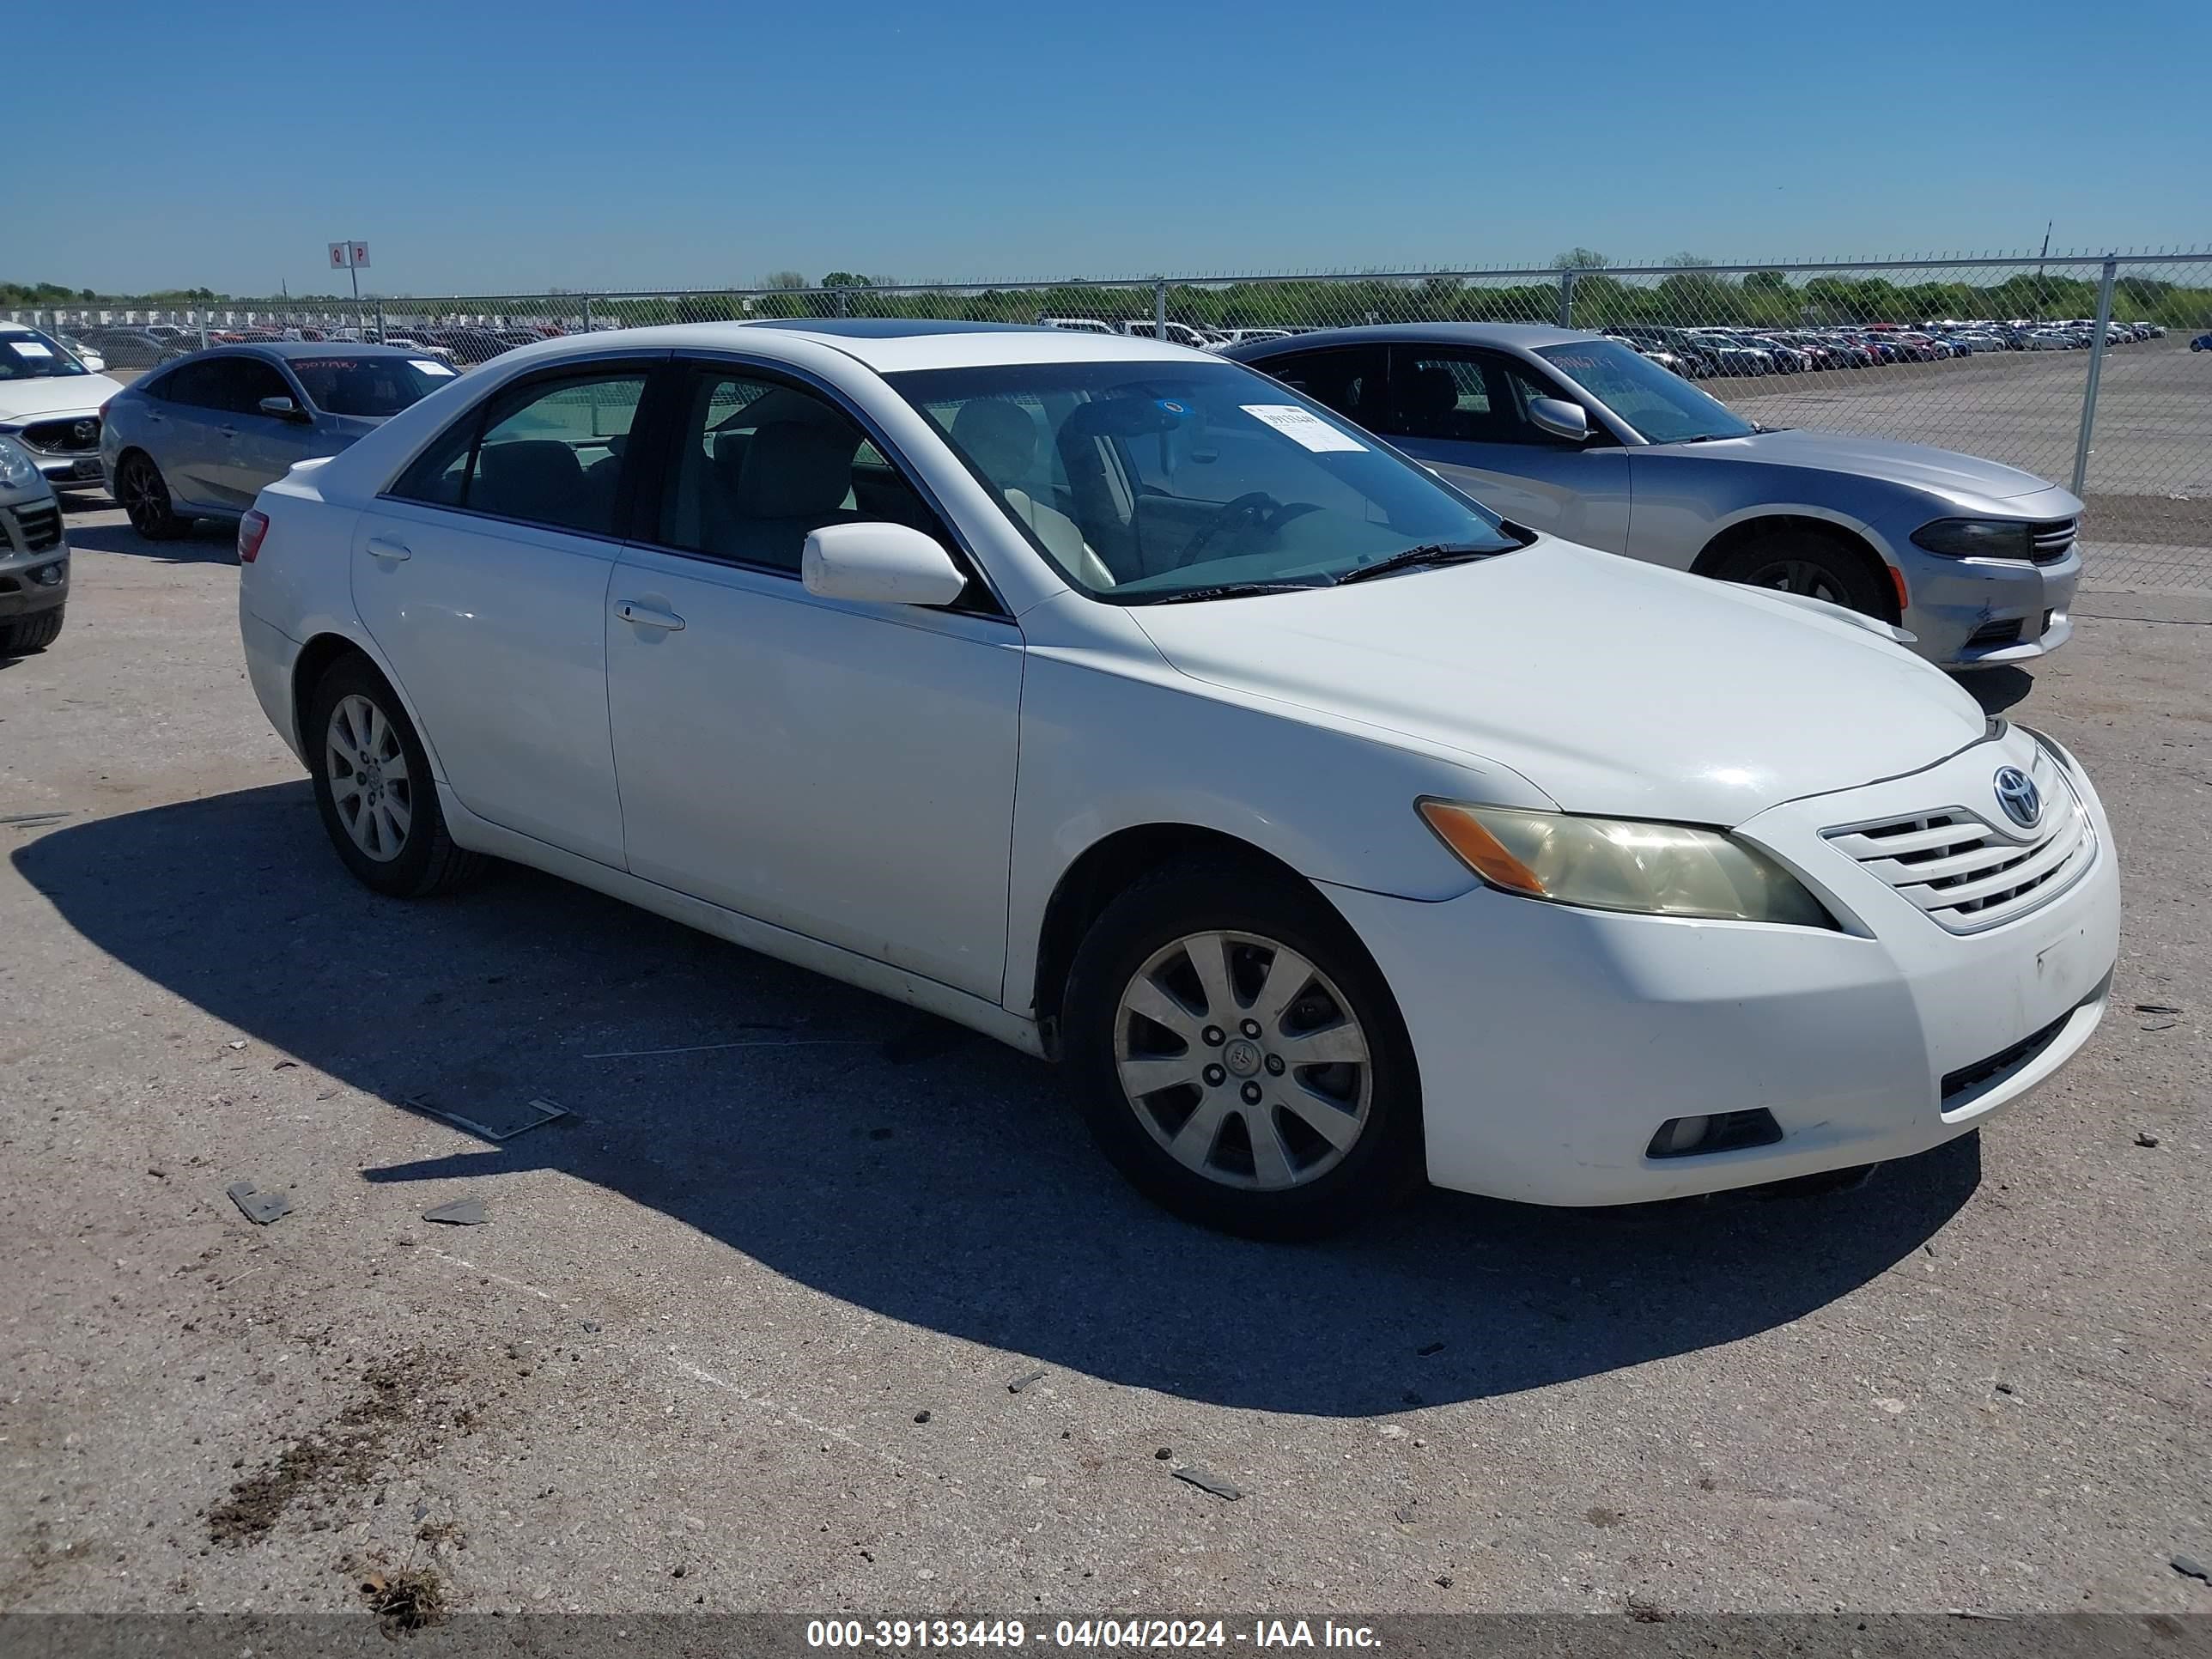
0, 436, 69, 653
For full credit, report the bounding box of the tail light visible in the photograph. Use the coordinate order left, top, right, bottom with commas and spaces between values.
99, 398, 114, 419
238, 509, 270, 563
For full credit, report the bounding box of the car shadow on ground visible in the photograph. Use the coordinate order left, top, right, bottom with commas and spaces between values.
62, 515, 238, 565
1960, 665, 2035, 715
15, 782, 1978, 1415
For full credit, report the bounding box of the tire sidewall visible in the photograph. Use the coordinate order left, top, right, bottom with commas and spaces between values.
121, 452, 185, 539
307, 657, 444, 897
1062, 864, 1425, 1239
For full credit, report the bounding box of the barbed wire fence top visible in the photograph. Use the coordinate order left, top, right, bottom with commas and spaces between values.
9, 251, 2207, 549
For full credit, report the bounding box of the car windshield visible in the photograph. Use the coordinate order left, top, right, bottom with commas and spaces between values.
0, 331, 91, 381
890, 359, 1518, 601
1533, 339, 1756, 446
287, 355, 452, 417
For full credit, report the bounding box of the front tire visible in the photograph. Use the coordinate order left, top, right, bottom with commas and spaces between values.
1709, 529, 1891, 620
307, 654, 483, 898
1062, 860, 1424, 1239
0, 605, 64, 655
116, 450, 190, 541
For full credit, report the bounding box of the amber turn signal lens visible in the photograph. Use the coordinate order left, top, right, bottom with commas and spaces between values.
1418, 800, 1546, 896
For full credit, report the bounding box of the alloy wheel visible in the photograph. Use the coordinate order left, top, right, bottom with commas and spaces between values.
1741, 558, 1849, 604
325, 693, 413, 861
1113, 929, 1372, 1192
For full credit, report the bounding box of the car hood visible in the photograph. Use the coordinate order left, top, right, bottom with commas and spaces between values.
1127, 539, 1990, 825
0, 373, 124, 421
1655, 426, 2062, 502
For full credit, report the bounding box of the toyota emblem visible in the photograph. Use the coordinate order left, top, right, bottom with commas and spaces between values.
1993, 766, 2042, 830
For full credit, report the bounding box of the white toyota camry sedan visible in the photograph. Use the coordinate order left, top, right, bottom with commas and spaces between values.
235, 320, 2120, 1237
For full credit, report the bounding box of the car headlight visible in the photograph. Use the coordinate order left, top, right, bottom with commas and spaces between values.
1909, 518, 2033, 559
1417, 800, 1836, 928
0, 437, 41, 491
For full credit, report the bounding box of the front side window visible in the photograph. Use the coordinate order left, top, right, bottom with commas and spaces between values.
1533, 339, 1754, 445
389, 369, 646, 537
220, 358, 297, 414
892, 359, 1516, 602
656, 367, 940, 574
0, 330, 90, 381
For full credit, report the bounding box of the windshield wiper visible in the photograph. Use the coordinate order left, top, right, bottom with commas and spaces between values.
1335, 543, 1500, 585
1142, 580, 1333, 605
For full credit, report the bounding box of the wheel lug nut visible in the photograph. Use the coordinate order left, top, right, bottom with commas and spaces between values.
1201, 1026, 1224, 1048
1240, 1081, 1262, 1105
1240, 1019, 1261, 1039
1203, 1065, 1226, 1088
1264, 1054, 1285, 1076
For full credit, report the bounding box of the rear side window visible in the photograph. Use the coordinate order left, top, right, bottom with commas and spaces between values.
388, 369, 647, 538
1252, 345, 1389, 429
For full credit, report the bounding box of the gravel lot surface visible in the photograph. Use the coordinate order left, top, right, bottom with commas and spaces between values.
1, 506, 2206, 1622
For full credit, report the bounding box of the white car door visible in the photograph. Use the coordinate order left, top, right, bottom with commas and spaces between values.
349, 362, 655, 869
604, 362, 1023, 1000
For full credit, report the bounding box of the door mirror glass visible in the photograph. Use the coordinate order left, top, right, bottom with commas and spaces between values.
258, 395, 309, 422
802, 522, 968, 607
1526, 396, 1589, 443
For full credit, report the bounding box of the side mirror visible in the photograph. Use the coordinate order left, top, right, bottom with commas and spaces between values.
1527, 397, 1590, 443
802, 522, 969, 608
258, 396, 309, 422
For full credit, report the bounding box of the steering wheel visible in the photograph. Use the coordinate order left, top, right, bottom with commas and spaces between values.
1175, 492, 1326, 570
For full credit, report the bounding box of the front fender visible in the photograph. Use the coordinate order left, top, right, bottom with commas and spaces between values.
1002, 635, 1552, 1018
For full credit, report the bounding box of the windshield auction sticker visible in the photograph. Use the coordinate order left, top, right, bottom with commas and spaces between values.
1240, 404, 1367, 453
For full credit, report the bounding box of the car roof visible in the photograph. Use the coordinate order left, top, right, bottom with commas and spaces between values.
1222, 321, 1596, 358
473, 319, 1205, 374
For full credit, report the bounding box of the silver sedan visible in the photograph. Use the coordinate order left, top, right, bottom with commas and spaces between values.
98, 343, 457, 540
1226, 324, 2081, 667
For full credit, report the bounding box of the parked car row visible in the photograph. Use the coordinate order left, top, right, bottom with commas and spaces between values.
1601, 319, 2164, 376
224, 318, 2118, 1237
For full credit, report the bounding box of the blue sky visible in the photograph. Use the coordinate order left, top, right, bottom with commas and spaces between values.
17, 0, 2209, 297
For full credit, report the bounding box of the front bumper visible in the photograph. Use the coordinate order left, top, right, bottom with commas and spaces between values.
0, 416, 106, 490
1, 490, 69, 617
1896, 547, 2081, 666
1322, 736, 2120, 1206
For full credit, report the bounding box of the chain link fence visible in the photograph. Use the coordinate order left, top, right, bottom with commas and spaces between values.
10, 253, 2208, 550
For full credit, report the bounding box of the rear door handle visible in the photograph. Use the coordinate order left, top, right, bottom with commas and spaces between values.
218, 426, 238, 440
615, 600, 684, 631
365, 536, 411, 562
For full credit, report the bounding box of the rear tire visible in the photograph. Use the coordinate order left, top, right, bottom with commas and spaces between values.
116, 450, 190, 541
307, 653, 483, 898
1062, 860, 1425, 1239
0, 605, 64, 655
1709, 529, 1891, 620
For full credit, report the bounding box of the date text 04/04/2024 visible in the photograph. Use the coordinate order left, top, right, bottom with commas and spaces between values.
804, 1620, 1382, 1649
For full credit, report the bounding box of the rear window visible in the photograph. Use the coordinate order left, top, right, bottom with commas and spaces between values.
289, 356, 451, 418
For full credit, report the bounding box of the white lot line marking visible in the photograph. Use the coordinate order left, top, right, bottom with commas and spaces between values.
429, 1250, 556, 1302
670, 1358, 919, 1474
581, 1039, 872, 1059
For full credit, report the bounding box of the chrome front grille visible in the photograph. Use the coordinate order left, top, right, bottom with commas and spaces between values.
19, 416, 100, 454
1824, 769, 2094, 933
2028, 519, 2077, 564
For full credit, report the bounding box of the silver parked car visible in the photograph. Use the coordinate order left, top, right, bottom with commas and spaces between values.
99, 343, 457, 540
0, 436, 70, 653
1227, 324, 2081, 667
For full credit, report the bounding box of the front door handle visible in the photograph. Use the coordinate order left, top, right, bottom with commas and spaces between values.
615, 600, 684, 631
365, 536, 411, 562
